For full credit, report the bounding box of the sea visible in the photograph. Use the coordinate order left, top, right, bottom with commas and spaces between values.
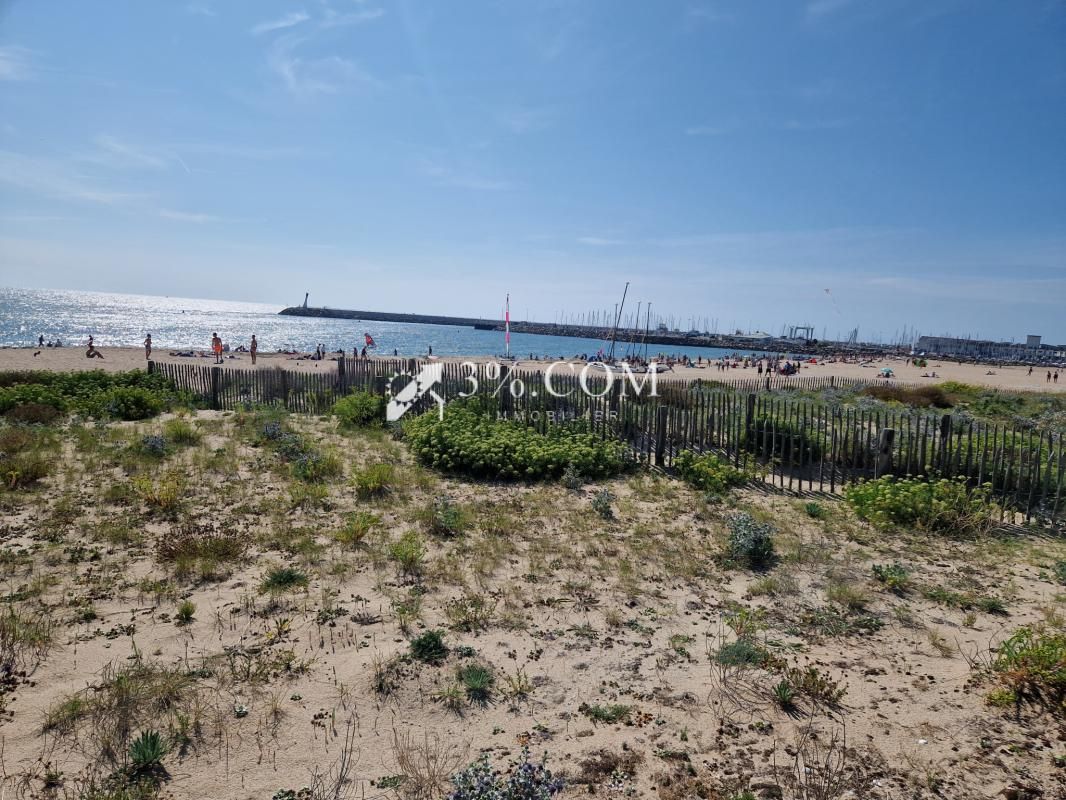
0, 287, 773, 361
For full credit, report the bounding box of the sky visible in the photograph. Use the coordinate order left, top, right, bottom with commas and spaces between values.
1, 0, 1064, 344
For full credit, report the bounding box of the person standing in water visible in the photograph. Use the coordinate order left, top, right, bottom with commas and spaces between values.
250, 334, 258, 365
144, 334, 152, 360
212, 332, 222, 364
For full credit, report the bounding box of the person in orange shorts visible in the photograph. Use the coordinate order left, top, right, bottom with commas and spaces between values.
212, 332, 222, 364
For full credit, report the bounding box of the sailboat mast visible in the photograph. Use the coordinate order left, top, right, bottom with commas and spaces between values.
608, 282, 629, 362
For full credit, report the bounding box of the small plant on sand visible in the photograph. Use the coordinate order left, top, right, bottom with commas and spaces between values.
447, 747, 564, 800
259, 566, 309, 596
353, 462, 394, 499
139, 434, 168, 457
726, 512, 775, 569
410, 629, 449, 665
444, 593, 496, 632
771, 679, 796, 710
332, 511, 380, 548
133, 473, 185, 516
991, 625, 1066, 710
871, 563, 910, 594
333, 391, 385, 428
128, 729, 169, 773
783, 665, 847, 708
458, 662, 494, 704
424, 494, 466, 537
579, 703, 632, 725
591, 489, 614, 520
290, 449, 342, 483
803, 501, 827, 519
162, 417, 201, 445
389, 532, 426, 579
175, 601, 195, 625
561, 464, 583, 491
1052, 560, 1066, 585
675, 450, 748, 495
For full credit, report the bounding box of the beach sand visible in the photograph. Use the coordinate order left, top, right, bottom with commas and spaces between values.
1, 345, 1063, 392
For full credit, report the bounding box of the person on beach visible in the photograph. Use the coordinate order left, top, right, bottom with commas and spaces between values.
86, 335, 103, 359
144, 334, 152, 360
250, 335, 258, 365
1049, 371, 1053, 383
38, 335, 44, 347
212, 332, 222, 364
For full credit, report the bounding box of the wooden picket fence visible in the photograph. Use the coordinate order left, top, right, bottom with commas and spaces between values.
151, 358, 1065, 522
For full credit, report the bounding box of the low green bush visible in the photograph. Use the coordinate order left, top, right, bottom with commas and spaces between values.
0, 370, 184, 421
726, 512, 776, 569
404, 400, 626, 481
410, 629, 448, 664
333, 391, 385, 428
992, 626, 1066, 711
845, 476, 999, 535
675, 450, 748, 495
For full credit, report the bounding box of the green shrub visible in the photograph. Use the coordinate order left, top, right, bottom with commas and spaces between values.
715, 638, 770, 667
579, 703, 631, 724
162, 418, 201, 445
103, 387, 164, 421
726, 512, 775, 569
404, 400, 626, 481
803, 501, 826, 519
5, 402, 63, 424
871, 563, 910, 593
333, 392, 385, 428
1053, 560, 1066, 585
389, 532, 426, 578
332, 511, 380, 548
175, 601, 195, 625
290, 449, 343, 483
423, 494, 466, 536
863, 384, 952, 409
259, 566, 309, 596
458, 662, 494, 704
675, 450, 748, 495
1, 450, 52, 490
410, 629, 448, 664
992, 626, 1066, 710
353, 463, 394, 499
771, 679, 795, 709
845, 476, 999, 535
591, 488, 614, 519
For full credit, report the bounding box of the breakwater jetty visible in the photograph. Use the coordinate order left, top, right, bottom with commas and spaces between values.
278, 304, 891, 355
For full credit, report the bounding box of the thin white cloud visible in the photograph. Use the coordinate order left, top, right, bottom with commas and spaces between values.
577, 236, 625, 246
186, 3, 217, 17
159, 209, 220, 223
251, 11, 310, 36
419, 159, 510, 191
0, 46, 33, 81
268, 36, 379, 95
0, 151, 143, 205
320, 7, 384, 28
90, 135, 169, 169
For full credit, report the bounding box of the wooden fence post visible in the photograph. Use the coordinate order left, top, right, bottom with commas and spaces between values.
147, 360, 155, 375
210, 367, 221, 410
655, 405, 668, 466
875, 428, 895, 478
744, 393, 756, 442
938, 414, 952, 475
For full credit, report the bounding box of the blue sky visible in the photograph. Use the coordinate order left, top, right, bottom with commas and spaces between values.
1, 0, 1064, 343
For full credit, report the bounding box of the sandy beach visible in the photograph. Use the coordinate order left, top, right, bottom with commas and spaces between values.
2, 345, 1063, 393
